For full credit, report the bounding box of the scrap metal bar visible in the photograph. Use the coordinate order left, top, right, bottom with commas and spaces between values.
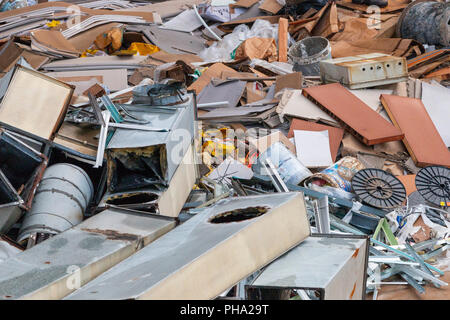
405, 243, 440, 288
370, 238, 444, 275
108, 122, 168, 132
370, 247, 426, 294
421, 244, 449, 261
100, 95, 123, 123
94, 110, 111, 168
263, 158, 289, 193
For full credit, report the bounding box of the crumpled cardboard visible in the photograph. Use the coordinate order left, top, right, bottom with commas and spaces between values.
331, 38, 424, 59
94, 27, 124, 54
235, 38, 278, 62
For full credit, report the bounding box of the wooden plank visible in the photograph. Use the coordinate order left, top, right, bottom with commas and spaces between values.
424, 66, 450, 80
302, 83, 404, 145
380, 94, 450, 167
278, 17, 288, 62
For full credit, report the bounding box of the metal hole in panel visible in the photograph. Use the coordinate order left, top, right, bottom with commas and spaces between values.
209, 206, 269, 224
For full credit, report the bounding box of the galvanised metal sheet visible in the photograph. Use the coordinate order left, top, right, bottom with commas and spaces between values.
0, 208, 175, 300
66, 192, 311, 300
106, 92, 196, 187
248, 234, 369, 300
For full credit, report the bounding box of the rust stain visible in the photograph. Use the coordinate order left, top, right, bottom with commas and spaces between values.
82, 228, 139, 242
352, 248, 359, 258
349, 282, 356, 299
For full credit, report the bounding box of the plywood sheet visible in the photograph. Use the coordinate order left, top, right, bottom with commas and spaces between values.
380, 94, 450, 167
0, 66, 73, 140
302, 83, 404, 145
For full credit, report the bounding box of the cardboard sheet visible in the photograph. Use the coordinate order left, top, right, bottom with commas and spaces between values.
259, 0, 283, 14
274, 72, 303, 94
249, 131, 296, 155
235, 38, 278, 62
31, 29, 80, 57
45, 69, 128, 92
331, 38, 423, 59
188, 63, 238, 94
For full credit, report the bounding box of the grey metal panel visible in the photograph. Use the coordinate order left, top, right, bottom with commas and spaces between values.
0, 169, 23, 234
0, 208, 175, 300
139, 25, 207, 55
66, 192, 311, 300
197, 81, 246, 109
106, 92, 196, 185
248, 234, 368, 300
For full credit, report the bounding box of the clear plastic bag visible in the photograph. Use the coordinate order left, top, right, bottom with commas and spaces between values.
199, 19, 280, 62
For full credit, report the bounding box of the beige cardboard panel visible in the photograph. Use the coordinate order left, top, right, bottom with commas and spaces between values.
0, 66, 73, 140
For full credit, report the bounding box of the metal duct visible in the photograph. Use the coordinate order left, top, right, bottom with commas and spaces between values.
17, 163, 94, 244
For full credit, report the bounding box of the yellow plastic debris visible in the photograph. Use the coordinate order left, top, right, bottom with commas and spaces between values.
46, 20, 61, 28
127, 42, 160, 56
80, 49, 99, 58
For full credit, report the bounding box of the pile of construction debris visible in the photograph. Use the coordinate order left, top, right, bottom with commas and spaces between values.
0, 0, 448, 301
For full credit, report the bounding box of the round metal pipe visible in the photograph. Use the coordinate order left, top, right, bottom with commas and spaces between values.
18, 163, 94, 243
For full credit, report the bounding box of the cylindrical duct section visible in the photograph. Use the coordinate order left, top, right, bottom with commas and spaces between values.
18, 163, 94, 244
